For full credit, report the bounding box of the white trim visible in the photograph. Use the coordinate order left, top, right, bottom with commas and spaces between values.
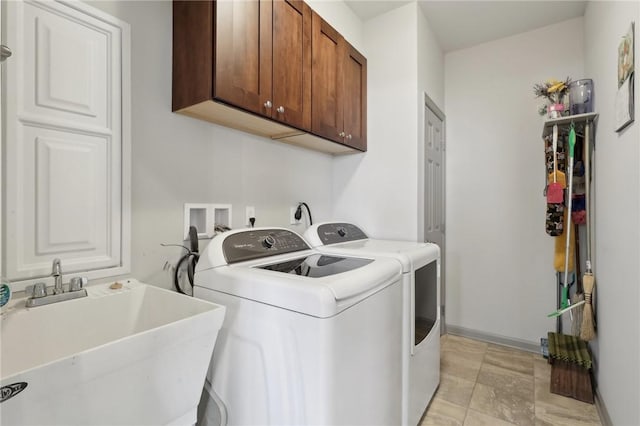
1, 0, 4, 285
445, 324, 541, 354
120, 9, 132, 283
594, 388, 613, 426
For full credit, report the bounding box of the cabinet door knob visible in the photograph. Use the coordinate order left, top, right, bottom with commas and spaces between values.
264, 100, 273, 109
339, 132, 345, 137
276, 106, 285, 114
346, 134, 352, 140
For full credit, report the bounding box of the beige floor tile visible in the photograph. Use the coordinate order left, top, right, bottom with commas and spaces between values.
443, 335, 488, 355
534, 377, 600, 425
476, 363, 534, 402
441, 350, 484, 382
469, 383, 535, 426
483, 344, 534, 376
435, 373, 476, 408
535, 400, 601, 426
438, 336, 602, 426
464, 409, 517, 426
533, 356, 551, 381
420, 396, 467, 426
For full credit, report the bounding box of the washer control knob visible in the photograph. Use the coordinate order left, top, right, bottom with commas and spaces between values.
263, 235, 276, 249
337, 227, 347, 237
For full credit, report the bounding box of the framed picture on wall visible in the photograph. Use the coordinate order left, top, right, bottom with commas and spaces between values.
616, 22, 635, 132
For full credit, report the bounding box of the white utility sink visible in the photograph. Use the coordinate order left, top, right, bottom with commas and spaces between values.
0, 279, 225, 426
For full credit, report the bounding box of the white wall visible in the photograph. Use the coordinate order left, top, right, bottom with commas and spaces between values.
417, 7, 444, 110
583, 2, 640, 424
417, 6, 445, 242
444, 18, 585, 344
90, 1, 337, 289
333, 2, 445, 242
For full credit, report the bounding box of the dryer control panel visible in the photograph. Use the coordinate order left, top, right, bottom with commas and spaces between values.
222, 229, 310, 264
317, 223, 368, 245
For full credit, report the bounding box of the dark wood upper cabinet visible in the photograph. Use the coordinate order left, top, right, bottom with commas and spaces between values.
214, 0, 272, 116
272, 0, 311, 130
311, 12, 367, 150
311, 13, 343, 144
173, 0, 365, 154
342, 43, 367, 151
214, 0, 311, 130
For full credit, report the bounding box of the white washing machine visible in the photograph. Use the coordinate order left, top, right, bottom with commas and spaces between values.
304, 222, 441, 426
194, 227, 404, 426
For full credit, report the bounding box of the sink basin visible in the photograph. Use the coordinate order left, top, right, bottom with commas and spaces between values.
0, 279, 225, 425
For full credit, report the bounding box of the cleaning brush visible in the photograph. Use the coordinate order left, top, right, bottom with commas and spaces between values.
580, 262, 596, 340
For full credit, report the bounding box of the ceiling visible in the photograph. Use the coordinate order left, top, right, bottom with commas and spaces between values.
343, 1, 587, 52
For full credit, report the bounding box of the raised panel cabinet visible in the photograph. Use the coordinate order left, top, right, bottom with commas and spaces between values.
311, 12, 367, 151
3, 0, 130, 288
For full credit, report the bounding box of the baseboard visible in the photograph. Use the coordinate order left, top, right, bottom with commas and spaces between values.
594, 388, 613, 426
445, 324, 541, 354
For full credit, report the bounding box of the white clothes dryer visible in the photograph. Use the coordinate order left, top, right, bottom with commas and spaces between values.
194, 227, 404, 426
304, 222, 441, 426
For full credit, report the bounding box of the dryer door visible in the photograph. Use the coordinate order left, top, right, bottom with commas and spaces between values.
413, 259, 439, 353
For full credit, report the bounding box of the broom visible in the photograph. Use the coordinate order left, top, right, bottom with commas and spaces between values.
581, 122, 596, 341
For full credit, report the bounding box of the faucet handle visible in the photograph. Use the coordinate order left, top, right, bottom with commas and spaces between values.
69, 277, 88, 292
26, 282, 47, 299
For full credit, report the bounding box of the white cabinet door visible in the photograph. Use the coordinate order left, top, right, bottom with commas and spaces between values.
3, 0, 130, 286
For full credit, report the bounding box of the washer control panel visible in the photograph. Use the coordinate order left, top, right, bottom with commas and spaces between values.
316, 223, 368, 245
222, 229, 310, 264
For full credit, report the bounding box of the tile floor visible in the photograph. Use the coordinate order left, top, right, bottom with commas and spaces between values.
420, 334, 602, 426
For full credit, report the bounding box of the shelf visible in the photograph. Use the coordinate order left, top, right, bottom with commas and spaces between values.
542, 112, 599, 138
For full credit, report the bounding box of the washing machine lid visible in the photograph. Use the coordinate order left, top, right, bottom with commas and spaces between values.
304, 222, 440, 272
195, 227, 403, 317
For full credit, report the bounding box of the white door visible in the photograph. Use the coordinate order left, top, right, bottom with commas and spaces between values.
3, 0, 129, 287
423, 97, 445, 333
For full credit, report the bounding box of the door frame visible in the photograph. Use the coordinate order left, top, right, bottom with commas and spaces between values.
417, 92, 446, 334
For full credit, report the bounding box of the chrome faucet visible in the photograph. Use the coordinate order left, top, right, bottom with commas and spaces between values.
25, 259, 88, 308
52, 258, 63, 294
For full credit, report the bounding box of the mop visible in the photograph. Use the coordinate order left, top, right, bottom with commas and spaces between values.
581, 123, 596, 341
549, 124, 585, 318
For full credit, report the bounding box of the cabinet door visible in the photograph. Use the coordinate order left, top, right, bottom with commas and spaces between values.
214, 0, 272, 116
342, 43, 367, 151
311, 12, 344, 144
3, 0, 129, 284
272, 0, 311, 130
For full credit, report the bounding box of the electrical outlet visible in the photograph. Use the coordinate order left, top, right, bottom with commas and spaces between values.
246, 206, 255, 226
290, 207, 301, 225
